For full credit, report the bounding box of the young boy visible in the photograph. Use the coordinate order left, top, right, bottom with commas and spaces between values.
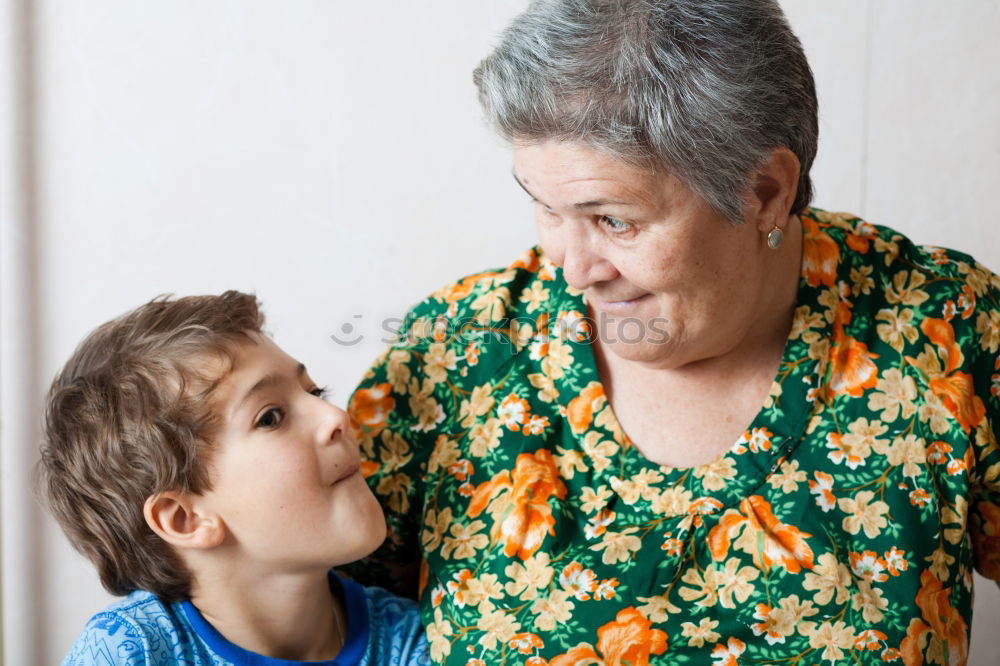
39, 291, 429, 665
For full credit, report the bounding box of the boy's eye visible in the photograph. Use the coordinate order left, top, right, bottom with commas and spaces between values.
255, 407, 284, 429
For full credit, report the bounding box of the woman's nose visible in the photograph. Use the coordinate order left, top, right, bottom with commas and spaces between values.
561, 235, 618, 290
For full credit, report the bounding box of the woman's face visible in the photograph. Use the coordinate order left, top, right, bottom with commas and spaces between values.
512, 140, 784, 370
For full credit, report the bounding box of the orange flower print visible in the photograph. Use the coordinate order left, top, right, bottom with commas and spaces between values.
498, 393, 531, 432
510, 248, 541, 273
686, 497, 723, 528
525, 658, 548, 666
707, 496, 815, 573
508, 632, 544, 655
909, 318, 986, 433
559, 561, 597, 600
349, 382, 395, 435
594, 578, 619, 601
971, 501, 1000, 580
711, 637, 746, 666
926, 440, 953, 464
468, 450, 568, 559
808, 471, 837, 512
359, 460, 381, 479
827, 333, 880, 398
567, 382, 606, 434
884, 547, 908, 576
438, 270, 504, 303
854, 629, 887, 651
550, 608, 667, 666
732, 427, 772, 455
446, 569, 475, 607
844, 220, 877, 254
900, 570, 968, 666
801, 217, 840, 287
849, 551, 888, 584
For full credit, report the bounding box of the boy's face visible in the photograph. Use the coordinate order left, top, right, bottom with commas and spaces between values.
195, 334, 386, 571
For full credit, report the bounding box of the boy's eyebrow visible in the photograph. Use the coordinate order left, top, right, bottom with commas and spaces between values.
235, 363, 307, 412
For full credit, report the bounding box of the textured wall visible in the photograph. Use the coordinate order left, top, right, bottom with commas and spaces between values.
2, 2, 998, 663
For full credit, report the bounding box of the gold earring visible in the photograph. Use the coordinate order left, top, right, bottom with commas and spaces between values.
767, 226, 784, 250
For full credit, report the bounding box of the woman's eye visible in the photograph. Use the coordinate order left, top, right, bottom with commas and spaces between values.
600, 215, 631, 233
255, 407, 284, 429
310, 386, 330, 400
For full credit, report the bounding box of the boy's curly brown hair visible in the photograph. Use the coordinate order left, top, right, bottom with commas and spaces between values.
37, 290, 264, 602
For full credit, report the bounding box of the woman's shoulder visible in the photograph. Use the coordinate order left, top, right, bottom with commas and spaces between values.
386, 246, 572, 352
804, 207, 1000, 307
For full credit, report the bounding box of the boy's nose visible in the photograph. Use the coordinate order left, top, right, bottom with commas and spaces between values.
315, 399, 351, 447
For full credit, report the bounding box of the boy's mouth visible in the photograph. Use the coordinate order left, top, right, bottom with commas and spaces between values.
330, 461, 361, 485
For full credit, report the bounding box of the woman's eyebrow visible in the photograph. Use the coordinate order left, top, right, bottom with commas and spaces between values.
512, 171, 634, 209
512, 171, 539, 201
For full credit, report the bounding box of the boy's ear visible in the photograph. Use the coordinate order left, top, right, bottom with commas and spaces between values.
144, 492, 225, 550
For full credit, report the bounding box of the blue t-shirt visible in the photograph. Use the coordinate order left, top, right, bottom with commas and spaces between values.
62, 575, 429, 665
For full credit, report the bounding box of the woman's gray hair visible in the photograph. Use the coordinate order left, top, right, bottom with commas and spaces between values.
474, 0, 818, 221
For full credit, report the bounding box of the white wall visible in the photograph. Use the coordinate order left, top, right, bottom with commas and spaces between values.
2, 2, 998, 663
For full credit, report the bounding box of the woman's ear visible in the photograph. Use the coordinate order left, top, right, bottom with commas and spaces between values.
144, 492, 225, 551
749, 147, 801, 233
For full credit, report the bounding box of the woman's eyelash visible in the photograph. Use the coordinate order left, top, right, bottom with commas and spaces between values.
311, 385, 330, 399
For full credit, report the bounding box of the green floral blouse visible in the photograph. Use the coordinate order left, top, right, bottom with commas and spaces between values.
345, 208, 1000, 665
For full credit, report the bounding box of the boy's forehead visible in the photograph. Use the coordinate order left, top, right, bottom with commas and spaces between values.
212, 336, 304, 402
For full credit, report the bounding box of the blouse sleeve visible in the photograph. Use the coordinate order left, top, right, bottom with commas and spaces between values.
341, 308, 446, 599
969, 270, 1000, 585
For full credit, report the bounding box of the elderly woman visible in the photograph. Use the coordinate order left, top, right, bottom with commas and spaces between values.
345, 0, 1000, 663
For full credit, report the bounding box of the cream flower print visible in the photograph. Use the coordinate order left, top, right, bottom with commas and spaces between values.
850, 264, 875, 297
839, 490, 890, 538
504, 553, 555, 600
803, 553, 852, 605
694, 456, 737, 491
886, 434, 927, 477
459, 384, 495, 428
590, 527, 642, 565
681, 617, 721, 648
530, 589, 574, 631
767, 459, 807, 494
977, 308, 1000, 352
476, 607, 520, 650
808, 620, 856, 662
876, 307, 920, 352
651, 485, 694, 517
581, 431, 617, 472
467, 418, 503, 458
442, 520, 489, 559
918, 391, 953, 435
636, 593, 682, 623
885, 270, 930, 307
867, 368, 918, 422
426, 608, 454, 661
580, 485, 613, 514
851, 580, 888, 623
423, 343, 459, 386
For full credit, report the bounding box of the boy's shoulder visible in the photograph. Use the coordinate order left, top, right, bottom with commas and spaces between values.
62, 591, 202, 666
351, 581, 430, 666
